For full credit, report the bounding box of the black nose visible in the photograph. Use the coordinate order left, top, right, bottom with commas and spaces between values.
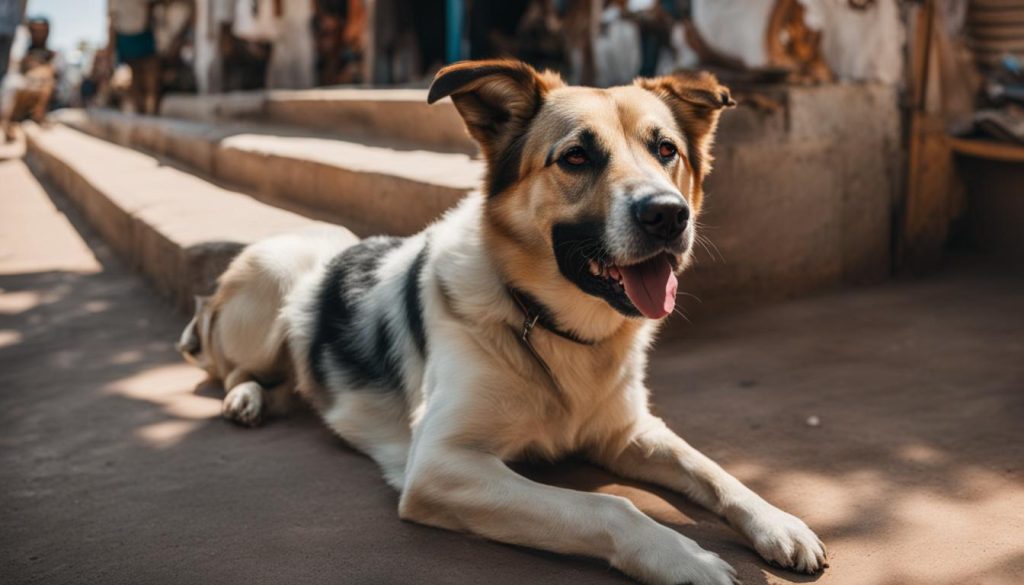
633, 194, 689, 241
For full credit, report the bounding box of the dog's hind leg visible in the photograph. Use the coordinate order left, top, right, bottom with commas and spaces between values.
220, 369, 270, 427
221, 365, 297, 427
320, 391, 411, 491
222, 379, 265, 427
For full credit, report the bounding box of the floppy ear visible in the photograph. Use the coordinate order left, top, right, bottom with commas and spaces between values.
428, 59, 564, 196
636, 72, 735, 206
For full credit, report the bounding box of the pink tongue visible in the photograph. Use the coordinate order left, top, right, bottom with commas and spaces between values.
619, 255, 677, 319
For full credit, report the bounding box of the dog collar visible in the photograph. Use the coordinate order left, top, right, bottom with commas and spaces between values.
506, 287, 596, 346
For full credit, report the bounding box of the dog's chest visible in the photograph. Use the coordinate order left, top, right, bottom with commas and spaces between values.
490, 344, 638, 461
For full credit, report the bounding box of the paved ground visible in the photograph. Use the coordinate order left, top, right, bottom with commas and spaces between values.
1, 157, 1022, 585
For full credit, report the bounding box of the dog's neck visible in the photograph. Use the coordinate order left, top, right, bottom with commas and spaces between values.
506, 286, 598, 345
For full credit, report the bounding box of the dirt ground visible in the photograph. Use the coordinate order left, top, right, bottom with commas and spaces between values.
1, 157, 1022, 585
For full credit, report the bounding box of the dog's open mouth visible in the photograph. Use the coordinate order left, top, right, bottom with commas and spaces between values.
588, 253, 679, 319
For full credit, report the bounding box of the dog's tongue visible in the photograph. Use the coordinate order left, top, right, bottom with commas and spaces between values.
619, 255, 677, 319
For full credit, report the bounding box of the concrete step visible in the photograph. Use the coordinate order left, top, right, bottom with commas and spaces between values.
23, 122, 347, 311
57, 109, 482, 237
161, 88, 477, 155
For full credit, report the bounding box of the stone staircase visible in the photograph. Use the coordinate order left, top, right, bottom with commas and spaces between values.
25, 82, 901, 318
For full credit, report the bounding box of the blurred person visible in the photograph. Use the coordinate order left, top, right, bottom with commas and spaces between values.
558, 0, 597, 86
637, 0, 679, 77
372, 0, 417, 83
153, 0, 196, 93
193, 0, 233, 93
515, 0, 565, 72
374, 0, 445, 83
468, 0, 530, 61
0, 0, 26, 84
1, 16, 56, 143
409, 0, 445, 77
595, 0, 642, 86
468, 0, 565, 74
315, 0, 365, 85
108, 0, 161, 113
83, 45, 116, 107
225, 0, 275, 90
266, 0, 314, 89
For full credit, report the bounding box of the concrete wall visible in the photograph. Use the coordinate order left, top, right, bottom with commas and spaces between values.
684, 83, 901, 312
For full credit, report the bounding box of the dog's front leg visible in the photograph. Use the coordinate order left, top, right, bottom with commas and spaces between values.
589, 415, 826, 574
400, 445, 738, 585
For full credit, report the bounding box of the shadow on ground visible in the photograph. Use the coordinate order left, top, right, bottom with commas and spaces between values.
1, 167, 1022, 584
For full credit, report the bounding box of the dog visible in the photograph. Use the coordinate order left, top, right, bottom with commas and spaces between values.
177, 226, 356, 426
184, 59, 826, 585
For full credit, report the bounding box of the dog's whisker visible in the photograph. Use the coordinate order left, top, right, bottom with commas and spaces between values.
671, 305, 692, 324
676, 290, 702, 303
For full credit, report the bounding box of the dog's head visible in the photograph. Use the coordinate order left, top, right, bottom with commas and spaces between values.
429, 60, 733, 322
177, 295, 214, 370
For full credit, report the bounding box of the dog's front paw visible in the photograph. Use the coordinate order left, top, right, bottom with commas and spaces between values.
618, 529, 739, 585
222, 383, 264, 427
743, 506, 826, 574
669, 544, 739, 585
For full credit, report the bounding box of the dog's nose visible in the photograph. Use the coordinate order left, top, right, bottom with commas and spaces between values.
633, 194, 689, 241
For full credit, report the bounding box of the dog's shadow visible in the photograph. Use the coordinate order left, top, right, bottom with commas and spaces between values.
192, 377, 223, 399
516, 458, 824, 585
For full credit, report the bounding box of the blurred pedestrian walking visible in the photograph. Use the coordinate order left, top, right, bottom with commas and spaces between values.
108, 0, 160, 114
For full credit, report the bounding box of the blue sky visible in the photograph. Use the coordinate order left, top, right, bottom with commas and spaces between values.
26, 0, 106, 52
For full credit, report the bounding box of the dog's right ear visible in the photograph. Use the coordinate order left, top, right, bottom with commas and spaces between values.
428, 59, 563, 166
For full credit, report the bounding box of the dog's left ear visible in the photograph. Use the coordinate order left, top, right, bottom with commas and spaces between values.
637, 72, 735, 204
429, 59, 564, 195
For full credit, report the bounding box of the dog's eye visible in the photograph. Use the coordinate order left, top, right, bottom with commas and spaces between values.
562, 147, 589, 166
658, 141, 678, 161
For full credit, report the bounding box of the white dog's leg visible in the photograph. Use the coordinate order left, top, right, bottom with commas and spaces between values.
400, 447, 738, 585
589, 415, 826, 573
222, 380, 265, 427
322, 391, 411, 491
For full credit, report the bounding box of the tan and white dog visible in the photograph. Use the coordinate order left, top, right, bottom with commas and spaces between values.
182, 60, 826, 585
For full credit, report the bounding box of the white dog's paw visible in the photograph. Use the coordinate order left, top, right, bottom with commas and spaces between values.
222, 383, 264, 427
743, 506, 826, 574
669, 545, 740, 585
620, 530, 739, 585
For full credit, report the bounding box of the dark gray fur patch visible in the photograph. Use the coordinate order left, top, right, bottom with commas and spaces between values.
309, 236, 404, 390
403, 244, 429, 357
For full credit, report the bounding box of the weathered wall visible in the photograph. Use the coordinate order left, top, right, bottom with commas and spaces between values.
681, 84, 901, 313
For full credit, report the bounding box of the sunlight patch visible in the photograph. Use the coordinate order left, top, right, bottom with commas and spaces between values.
135, 420, 203, 449
0, 329, 22, 348
106, 363, 219, 421
0, 290, 42, 314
